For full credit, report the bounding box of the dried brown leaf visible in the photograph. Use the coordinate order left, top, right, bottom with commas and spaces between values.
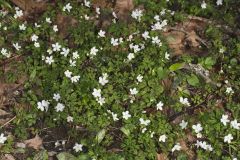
24, 135, 43, 150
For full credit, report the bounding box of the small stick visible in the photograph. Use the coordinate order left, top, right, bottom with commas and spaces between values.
0, 116, 16, 128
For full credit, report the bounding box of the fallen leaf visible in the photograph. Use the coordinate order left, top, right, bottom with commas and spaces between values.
115, 0, 134, 21
2, 154, 15, 160
157, 153, 168, 160
24, 134, 43, 150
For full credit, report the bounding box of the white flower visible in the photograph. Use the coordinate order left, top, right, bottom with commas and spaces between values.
1, 48, 11, 58
90, 47, 99, 56
92, 88, 101, 98
142, 31, 150, 40
111, 113, 119, 121
19, 24, 26, 30
61, 48, 70, 57
67, 116, 73, 122
136, 75, 143, 83
53, 25, 58, 32
55, 103, 65, 112
69, 59, 76, 67
0, 133, 7, 144
230, 119, 240, 130
152, 36, 162, 46
226, 87, 234, 94
97, 97, 105, 106
37, 100, 50, 111
219, 48, 225, 53
45, 17, 52, 23
131, 9, 143, 21
14, 9, 23, 19
130, 88, 138, 95
159, 134, 167, 142
151, 20, 168, 31
156, 101, 164, 111
73, 143, 83, 152
192, 123, 203, 133
45, 56, 54, 64
34, 42, 40, 48
63, 3, 72, 12
31, 34, 38, 42
84, 0, 91, 7
111, 38, 119, 46
165, 52, 170, 60
179, 97, 190, 106
201, 1, 207, 9
139, 118, 150, 126
98, 30, 106, 37
122, 111, 131, 120
150, 131, 155, 138
71, 75, 80, 83
52, 42, 61, 52
224, 134, 233, 144
13, 43, 21, 51
53, 93, 61, 102
127, 53, 135, 61
154, 15, 160, 21
64, 70, 72, 78
72, 51, 79, 59
216, 0, 223, 6
179, 120, 188, 129
220, 114, 230, 126
35, 23, 41, 28
195, 140, 213, 151
171, 143, 181, 152
99, 73, 109, 86
96, 7, 100, 15
47, 49, 53, 55
141, 128, 147, 133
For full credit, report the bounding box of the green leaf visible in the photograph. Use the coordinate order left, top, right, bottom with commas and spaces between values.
204, 57, 216, 67
57, 152, 77, 160
157, 67, 169, 80
169, 63, 185, 72
120, 127, 130, 136
187, 74, 199, 86
30, 69, 37, 80
33, 150, 48, 160
96, 129, 106, 144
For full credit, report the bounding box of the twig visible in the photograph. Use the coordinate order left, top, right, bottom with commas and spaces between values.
0, 116, 16, 128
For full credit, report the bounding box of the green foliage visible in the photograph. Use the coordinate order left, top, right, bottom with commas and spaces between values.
0, 0, 240, 159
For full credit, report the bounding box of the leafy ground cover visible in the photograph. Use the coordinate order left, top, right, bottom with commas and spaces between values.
0, 0, 240, 159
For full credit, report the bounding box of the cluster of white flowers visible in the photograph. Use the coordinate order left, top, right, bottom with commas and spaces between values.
226, 86, 234, 94
195, 140, 213, 151
151, 19, 168, 31
221, 114, 240, 130
31, 34, 40, 48
37, 100, 50, 111
192, 123, 203, 138
64, 70, 80, 83
111, 37, 123, 46
1, 48, 11, 58
92, 88, 105, 106
179, 97, 190, 106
